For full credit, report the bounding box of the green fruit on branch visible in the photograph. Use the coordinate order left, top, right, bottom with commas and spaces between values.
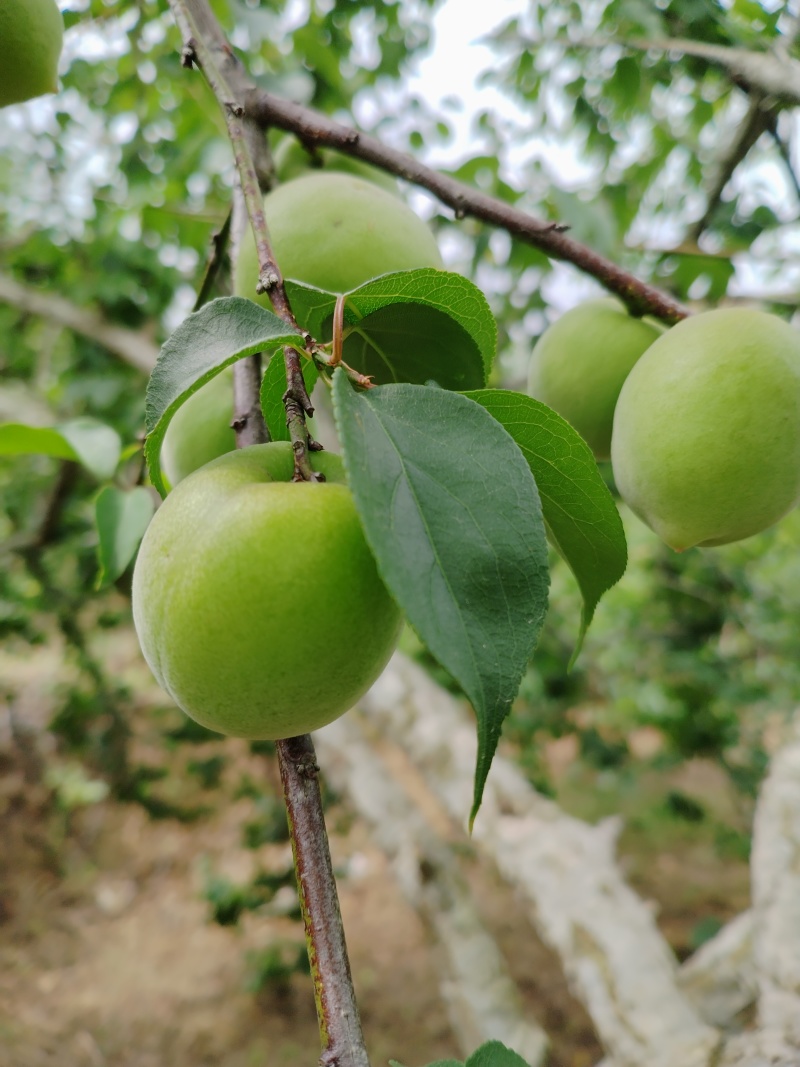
0, 0, 63, 108
273, 135, 399, 195
132, 442, 402, 739
527, 298, 664, 459
234, 172, 442, 298
611, 308, 800, 551
161, 368, 236, 489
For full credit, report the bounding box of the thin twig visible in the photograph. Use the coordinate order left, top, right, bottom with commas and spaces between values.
277, 735, 370, 1067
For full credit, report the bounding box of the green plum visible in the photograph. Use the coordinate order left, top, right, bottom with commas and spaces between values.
527, 298, 664, 459
611, 308, 800, 550
1, 0, 63, 108
161, 368, 236, 488
234, 172, 442, 298
272, 135, 399, 195
132, 443, 402, 739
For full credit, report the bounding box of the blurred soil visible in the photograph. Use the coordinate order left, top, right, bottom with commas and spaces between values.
0, 622, 752, 1067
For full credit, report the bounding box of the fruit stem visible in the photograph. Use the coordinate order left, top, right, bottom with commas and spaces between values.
277, 734, 371, 1067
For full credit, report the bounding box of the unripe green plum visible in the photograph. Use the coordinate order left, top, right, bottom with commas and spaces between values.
0, 0, 63, 108
161, 368, 236, 488
527, 298, 664, 459
132, 443, 402, 739
611, 308, 800, 550
273, 135, 399, 195
235, 172, 442, 299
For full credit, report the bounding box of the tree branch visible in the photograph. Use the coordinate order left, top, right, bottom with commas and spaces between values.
277, 735, 370, 1067
0, 272, 157, 374
165, 4, 368, 1063
244, 92, 688, 323
687, 95, 774, 243
316, 714, 549, 1066
167, 0, 318, 481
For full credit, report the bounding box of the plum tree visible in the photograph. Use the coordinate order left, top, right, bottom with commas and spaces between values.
527, 298, 664, 459
0, 0, 63, 108
132, 442, 402, 739
235, 171, 442, 299
272, 135, 398, 195
161, 367, 236, 488
611, 308, 800, 550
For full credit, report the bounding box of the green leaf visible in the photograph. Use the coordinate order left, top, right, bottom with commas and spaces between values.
0, 419, 122, 481
287, 269, 496, 389
259, 353, 319, 443
466, 1040, 534, 1067
144, 297, 304, 496
95, 486, 155, 588
465, 390, 626, 659
333, 373, 549, 826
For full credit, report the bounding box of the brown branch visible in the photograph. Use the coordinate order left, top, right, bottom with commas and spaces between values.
688, 95, 775, 242
0, 272, 157, 373
244, 92, 689, 323
167, 0, 317, 480
232, 354, 269, 447
277, 735, 370, 1067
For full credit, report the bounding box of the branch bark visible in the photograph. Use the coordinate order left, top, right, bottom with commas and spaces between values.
168, 0, 318, 481
244, 91, 687, 323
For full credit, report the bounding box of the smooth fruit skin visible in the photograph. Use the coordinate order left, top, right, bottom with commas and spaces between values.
273, 135, 399, 195
611, 308, 800, 551
0, 0, 63, 108
161, 368, 236, 488
527, 298, 664, 459
132, 443, 402, 739
234, 172, 442, 298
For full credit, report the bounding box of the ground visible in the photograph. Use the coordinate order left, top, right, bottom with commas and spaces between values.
0, 620, 751, 1067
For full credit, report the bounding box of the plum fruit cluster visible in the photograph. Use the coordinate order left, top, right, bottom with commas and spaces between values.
528, 303, 800, 551
138, 164, 441, 739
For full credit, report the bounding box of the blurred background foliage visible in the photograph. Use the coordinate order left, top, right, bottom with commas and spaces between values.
1, 0, 800, 956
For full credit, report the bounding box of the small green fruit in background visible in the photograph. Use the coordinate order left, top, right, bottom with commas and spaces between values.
234, 172, 442, 298
0, 0, 63, 108
132, 442, 402, 739
611, 308, 800, 551
272, 135, 399, 196
161, 368, 236, 488
527, 298, 664, 459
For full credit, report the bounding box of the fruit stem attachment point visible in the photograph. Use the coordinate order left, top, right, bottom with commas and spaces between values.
277, 734, 371, 1067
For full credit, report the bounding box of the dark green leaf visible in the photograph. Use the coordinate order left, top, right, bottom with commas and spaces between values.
259, 354, 319, 443
286, 270, 495, 389
333, 373, 549, 826
464, 390, 627, 659
466, 1040, 534, 1067
144, 297, 304, 496
95, 486, 155, 588
0, 419, 122, 481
